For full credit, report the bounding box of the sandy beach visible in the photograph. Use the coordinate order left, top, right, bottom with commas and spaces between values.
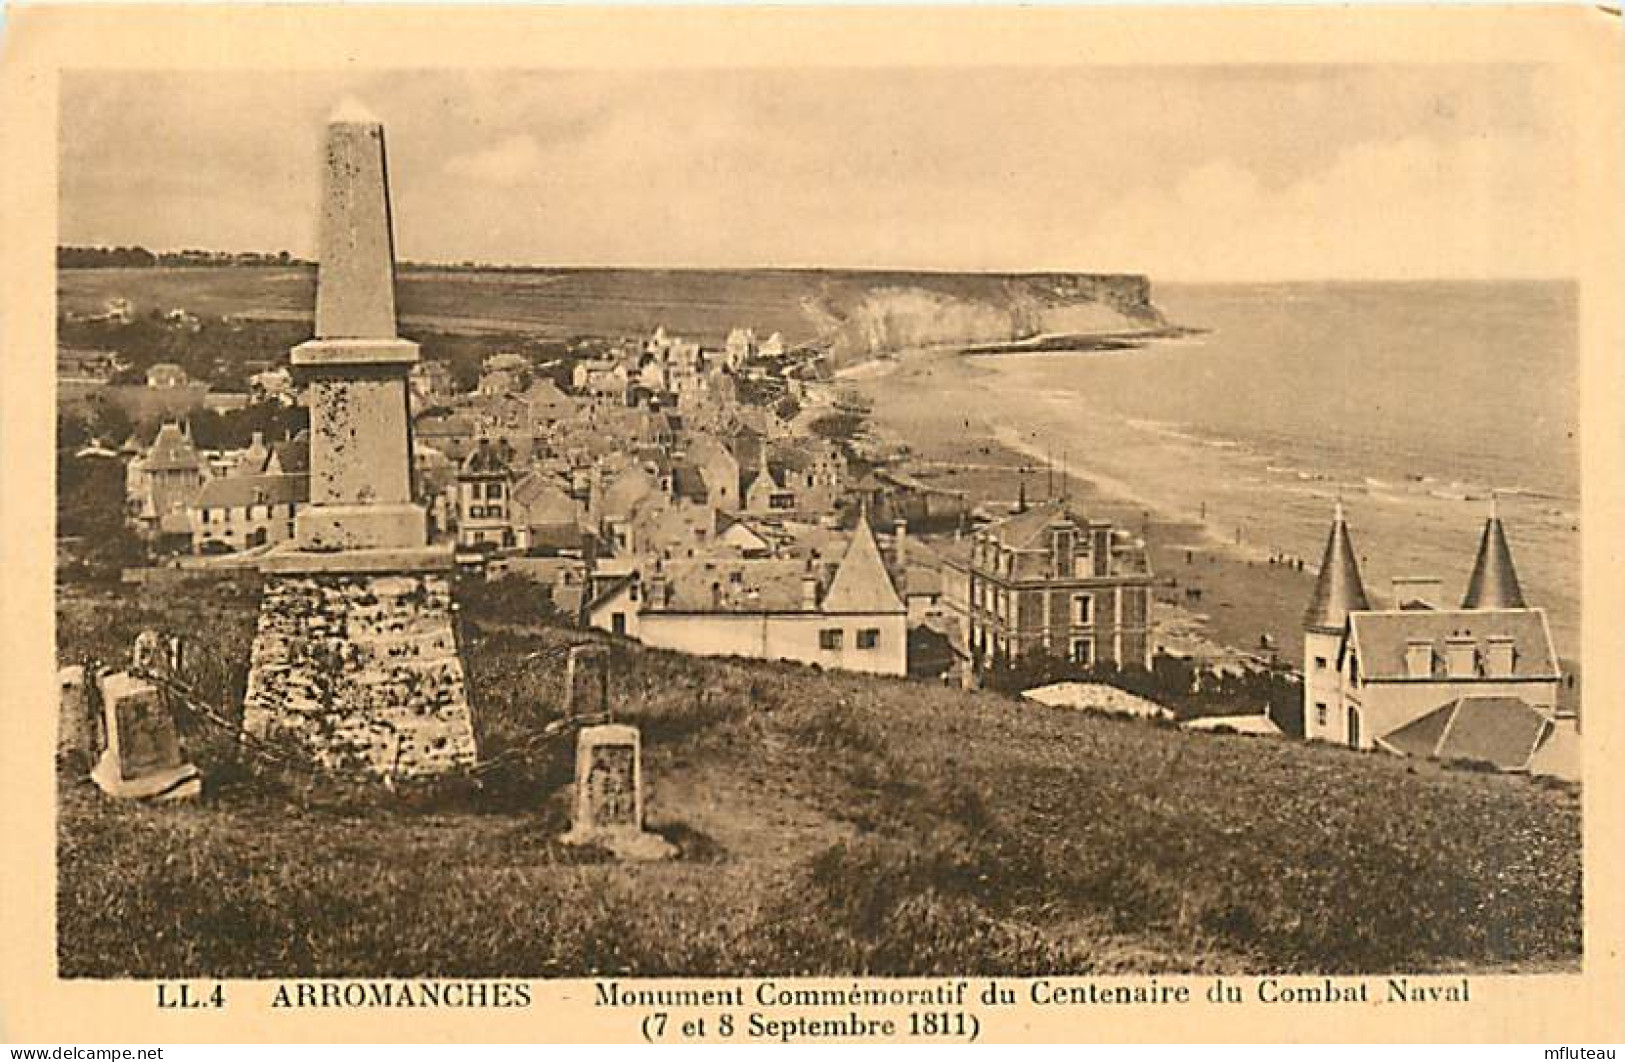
844, 345, 1319, 668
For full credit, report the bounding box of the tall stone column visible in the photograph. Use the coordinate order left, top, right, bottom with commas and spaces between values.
245, 103, 477, 779
289, 102, 426, 554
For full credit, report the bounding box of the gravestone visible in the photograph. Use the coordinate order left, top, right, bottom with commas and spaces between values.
89, 671, 202, 801
562, 724, 674, 860
561, 644, 610, 718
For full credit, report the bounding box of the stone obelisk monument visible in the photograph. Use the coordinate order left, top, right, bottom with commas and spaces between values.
243, 101, 477, 779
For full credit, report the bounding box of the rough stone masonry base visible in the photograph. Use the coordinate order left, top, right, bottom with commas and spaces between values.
243, 571, 478, 778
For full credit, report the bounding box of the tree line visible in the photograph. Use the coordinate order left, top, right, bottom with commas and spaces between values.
58, 246, 310, 269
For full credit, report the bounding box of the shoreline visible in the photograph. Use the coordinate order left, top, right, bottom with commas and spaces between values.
960, 324, 1204, 357
842, 344, 1319, 670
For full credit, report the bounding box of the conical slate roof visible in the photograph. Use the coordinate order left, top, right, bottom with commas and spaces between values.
1304, 503, 1371, 632
1462, 510, 1526, 609
144, 421, 201, 473
821, 516, 904, 614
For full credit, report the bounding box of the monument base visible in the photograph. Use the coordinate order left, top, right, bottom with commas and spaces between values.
562, 825, 677, 862
243, 569, 478, 779
294, 503, 429, 553
91, 756, 203, 801
259, 541, 453, 575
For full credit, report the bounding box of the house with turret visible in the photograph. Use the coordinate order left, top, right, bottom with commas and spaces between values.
1302, 501, 1572, 776
126, 420, 208, 547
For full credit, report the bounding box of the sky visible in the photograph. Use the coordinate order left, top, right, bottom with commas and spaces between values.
59, 66, 1575, 282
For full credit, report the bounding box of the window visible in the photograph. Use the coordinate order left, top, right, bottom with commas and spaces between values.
857, 628, 880, 650
487, 482, 504, 500
1315, 701, 1328, 728
1070, 638, 1093, 666
1073, 594, 1094, 625
819, 628, 844, 651
1314, 656, 1329, 670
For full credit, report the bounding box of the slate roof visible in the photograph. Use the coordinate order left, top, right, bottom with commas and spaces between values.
1304, 504, 1371, 632
671, 463, 710, 503
1381, 694, 1552, 770
1462, 515, 1527, 609
523, 378, 575, 412
273, 433, 310, 473
416, 412, 479, 438
461, 439, 516, 474
654, 558, 811, 612
1346, 608, 1558, 681
194, 472, 309, 510
985, 500, 1086, 551
904, 565, 942, 597
821, 518, 904, 614
600, 465, 660, 522
144, 422, 202, 473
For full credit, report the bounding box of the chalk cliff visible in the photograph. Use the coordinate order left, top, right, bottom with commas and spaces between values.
803, 272, 1165, 365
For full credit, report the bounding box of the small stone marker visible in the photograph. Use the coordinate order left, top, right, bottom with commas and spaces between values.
562, 724, 674, 860
131, 629, 165, 674
561, 644, 610, 719
132, 629, 185, 679
89, 671, 202, 801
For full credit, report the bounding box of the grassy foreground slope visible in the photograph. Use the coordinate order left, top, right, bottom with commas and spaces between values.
56, 581, 1580, 978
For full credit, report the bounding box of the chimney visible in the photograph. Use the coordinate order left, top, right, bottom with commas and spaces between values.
1445, 636, 1479, 679
1404, 639, 1434, 679
1391, 576, 1442, 611
802, 575, 820, 611
251, 431, 264, 447
1485, 635, 1516, 678
894, 519, 908, 572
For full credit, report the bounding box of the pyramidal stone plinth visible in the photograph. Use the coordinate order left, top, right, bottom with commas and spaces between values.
244, 106, 476, 779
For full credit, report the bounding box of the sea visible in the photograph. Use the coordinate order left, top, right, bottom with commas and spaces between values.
965, 280, 1581, 660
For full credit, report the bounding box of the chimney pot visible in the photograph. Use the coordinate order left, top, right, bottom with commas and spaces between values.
1485, 635, 1516, 677
1404, 639, 1434, 679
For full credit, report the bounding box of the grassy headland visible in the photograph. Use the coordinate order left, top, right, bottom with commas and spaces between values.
57, 579, 1580, 978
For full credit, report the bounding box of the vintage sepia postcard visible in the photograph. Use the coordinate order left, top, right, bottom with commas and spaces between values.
1, 3, 1621, 1046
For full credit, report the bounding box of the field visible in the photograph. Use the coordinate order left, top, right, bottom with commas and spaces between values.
58, 266, 1157, 351
56, 578, 1581, 978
